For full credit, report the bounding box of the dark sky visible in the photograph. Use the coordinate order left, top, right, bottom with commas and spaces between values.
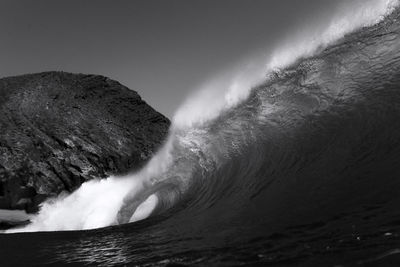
1, 0, 349, 118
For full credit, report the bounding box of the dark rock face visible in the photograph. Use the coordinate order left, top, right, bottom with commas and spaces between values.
0, 72, 170, 213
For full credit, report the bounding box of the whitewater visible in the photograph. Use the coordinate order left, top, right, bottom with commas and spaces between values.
6, 0, 399, 233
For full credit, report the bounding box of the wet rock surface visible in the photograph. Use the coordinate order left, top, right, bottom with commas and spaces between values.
0, 72, 170, 213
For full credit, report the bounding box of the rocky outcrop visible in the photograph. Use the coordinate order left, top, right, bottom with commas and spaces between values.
0, 72, 170, 213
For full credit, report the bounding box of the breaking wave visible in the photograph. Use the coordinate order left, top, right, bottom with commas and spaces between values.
7, 0, 400, 233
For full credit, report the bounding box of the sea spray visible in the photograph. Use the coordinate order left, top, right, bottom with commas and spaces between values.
268, 0, 399, 70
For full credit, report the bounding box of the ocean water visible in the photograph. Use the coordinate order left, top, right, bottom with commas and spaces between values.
2, 1, 400, 266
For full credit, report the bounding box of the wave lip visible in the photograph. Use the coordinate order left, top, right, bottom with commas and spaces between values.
267, 0, 400, 71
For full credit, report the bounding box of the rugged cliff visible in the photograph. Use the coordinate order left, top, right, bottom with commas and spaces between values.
0, 72, 170, 213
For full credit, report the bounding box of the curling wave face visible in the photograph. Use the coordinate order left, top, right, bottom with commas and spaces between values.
7, 0, 400, 233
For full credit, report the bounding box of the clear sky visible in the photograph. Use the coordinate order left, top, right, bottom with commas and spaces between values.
1, 0, 350, 118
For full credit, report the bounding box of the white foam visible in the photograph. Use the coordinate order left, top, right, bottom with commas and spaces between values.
6, 177, 140, 232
